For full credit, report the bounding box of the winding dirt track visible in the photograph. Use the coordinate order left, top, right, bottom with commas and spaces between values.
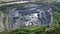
0, 1, 29, 7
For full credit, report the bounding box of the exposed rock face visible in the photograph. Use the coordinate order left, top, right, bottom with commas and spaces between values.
0, 15, 4, 32
0, 12, 10, 32
2, 3, 53, 30
7, 3, 52, 30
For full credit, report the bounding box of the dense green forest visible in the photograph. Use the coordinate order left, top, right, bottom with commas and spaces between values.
0, 1, 60, 34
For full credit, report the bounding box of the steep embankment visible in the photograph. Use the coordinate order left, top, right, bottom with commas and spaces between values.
46, 2, 60, 24
0, 11, 10, 32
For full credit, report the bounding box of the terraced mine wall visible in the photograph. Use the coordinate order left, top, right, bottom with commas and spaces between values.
0, 2, 53, 32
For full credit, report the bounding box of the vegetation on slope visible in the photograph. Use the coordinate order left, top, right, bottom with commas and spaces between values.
0, 24, 60, 34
